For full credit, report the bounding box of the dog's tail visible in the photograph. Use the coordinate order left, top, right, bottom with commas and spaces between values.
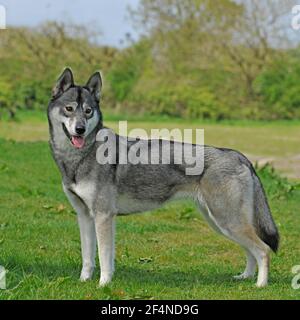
253, 173, 279, 253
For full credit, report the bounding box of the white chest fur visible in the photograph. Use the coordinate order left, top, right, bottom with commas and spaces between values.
71, 181, 96, 211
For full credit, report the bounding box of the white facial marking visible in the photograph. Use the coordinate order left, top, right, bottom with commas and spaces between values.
64, 117, 73, 135
50, 107, 70, 147
86, 111, 99, 136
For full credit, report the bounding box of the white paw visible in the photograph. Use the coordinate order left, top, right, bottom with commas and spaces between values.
256, 280, 268, 288
233, 273, 255, 280
80, 267, 94, 282
99, 273, 113, 287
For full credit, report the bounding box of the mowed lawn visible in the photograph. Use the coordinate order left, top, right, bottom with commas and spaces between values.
0, 115, 300, 299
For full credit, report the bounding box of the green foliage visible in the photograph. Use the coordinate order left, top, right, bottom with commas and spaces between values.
107, 42, 148, 102
0, 13, 300, 120
256, 163, 300, 199
127, 84, 227, 119
254, 53, 300, 119
0, 80, 12, 107
106, 43, 300, 120
14, 81, 51, 110
0, 22, 117, 118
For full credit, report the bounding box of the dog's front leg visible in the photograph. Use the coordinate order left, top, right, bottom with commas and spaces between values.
77, 212, 97, 281
94, 213, 115, 287
63, 185, 96, 281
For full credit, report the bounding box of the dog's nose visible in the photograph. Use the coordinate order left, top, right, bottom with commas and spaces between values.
75, 125, 86, 135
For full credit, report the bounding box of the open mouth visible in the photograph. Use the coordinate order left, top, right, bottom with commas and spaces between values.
71, 136, 85, 149
62, 124, 85, 149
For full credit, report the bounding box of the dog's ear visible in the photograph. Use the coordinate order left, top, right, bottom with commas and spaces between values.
52, 68, 74, 98
86, 72, 102, 102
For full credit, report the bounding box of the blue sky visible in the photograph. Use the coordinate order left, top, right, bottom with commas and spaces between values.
0, 0, 141, 47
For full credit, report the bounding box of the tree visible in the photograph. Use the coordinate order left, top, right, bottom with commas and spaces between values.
0, 22, 118, 118
129, 0, 295, 99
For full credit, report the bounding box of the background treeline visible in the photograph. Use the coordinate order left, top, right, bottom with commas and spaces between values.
0, 0, 299, 120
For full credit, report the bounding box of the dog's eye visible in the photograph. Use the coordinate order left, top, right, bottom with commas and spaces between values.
85, 108, 92, 115
65, 106, 73, 112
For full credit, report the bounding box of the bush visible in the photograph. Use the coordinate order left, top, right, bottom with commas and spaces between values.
256, 163, 300, 199
2, 24, 300, 121
107, 42, 149, 103
0, 80, 14, 118
14, 81, 50, 110
254, 53, 300, 119
127, 85, 227, 120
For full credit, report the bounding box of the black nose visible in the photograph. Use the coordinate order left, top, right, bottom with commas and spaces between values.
75, 125, 86, 135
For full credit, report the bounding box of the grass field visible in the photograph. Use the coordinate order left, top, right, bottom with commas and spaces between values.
0, 113, 300, 299
1, 110, 300, 179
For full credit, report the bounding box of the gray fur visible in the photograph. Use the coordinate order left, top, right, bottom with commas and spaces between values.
47, 68, 279, 287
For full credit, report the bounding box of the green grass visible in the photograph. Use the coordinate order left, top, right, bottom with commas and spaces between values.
0, 136, 300, 299
1, 114, 300, 299
1, 110, 300, 179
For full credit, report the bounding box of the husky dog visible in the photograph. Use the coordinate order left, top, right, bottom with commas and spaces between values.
47, 68, 279, 287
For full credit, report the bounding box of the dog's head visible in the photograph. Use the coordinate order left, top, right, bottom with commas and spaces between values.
48, 68, 102, 149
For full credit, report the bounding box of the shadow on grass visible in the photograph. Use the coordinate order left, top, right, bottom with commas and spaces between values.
116, 265, 235, 288
3, 254, 289, 292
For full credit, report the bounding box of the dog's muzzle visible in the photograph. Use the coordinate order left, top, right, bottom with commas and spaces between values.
62, 123, 85, 149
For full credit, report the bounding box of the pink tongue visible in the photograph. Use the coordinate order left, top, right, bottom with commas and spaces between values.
71, 136, 85, 149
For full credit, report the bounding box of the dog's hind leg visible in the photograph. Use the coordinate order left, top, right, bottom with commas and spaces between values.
233, 248, 256, 280
198, 198, 270, 287
215, 214, 269, 287
196, 173, 270, 287
246, 238, 270, 288
229, 229, 270, 287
